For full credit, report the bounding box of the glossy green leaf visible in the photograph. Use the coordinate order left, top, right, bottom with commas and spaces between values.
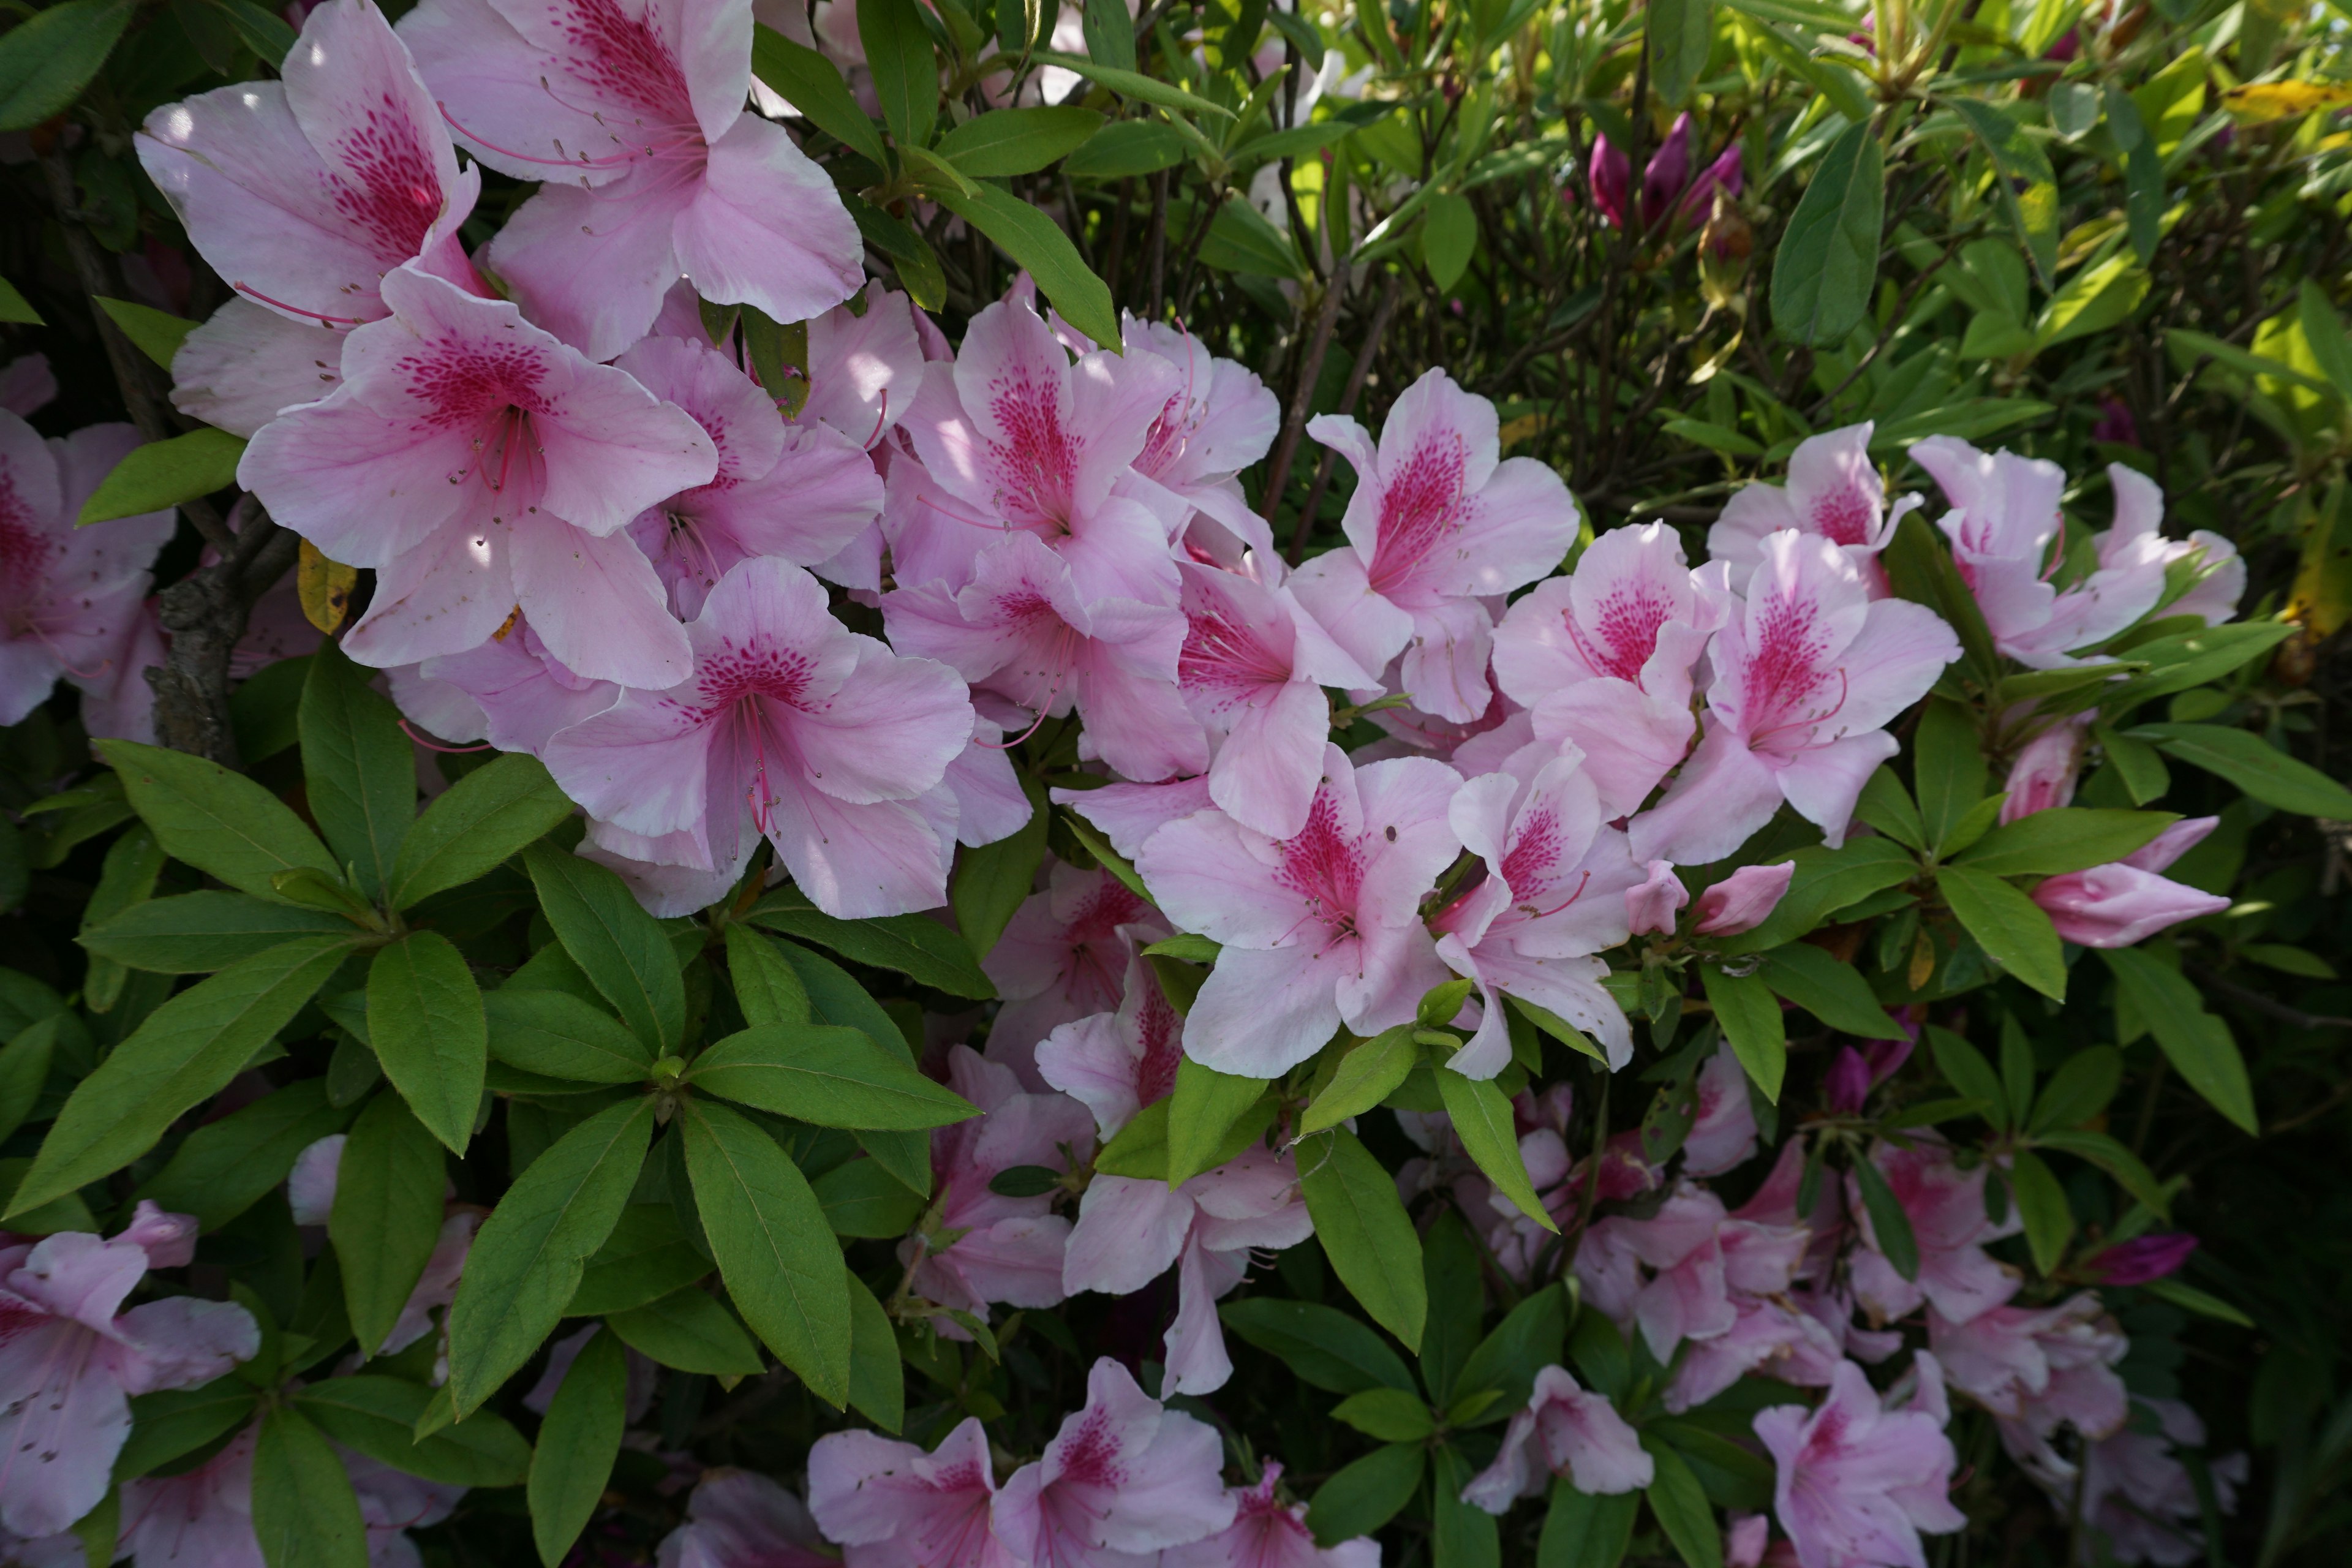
300, 643, 411, 900
1852, 1151, 1920, 1281
939, 105, 1105, 174
1028, 50, 1237, 118
1757, 944, 1905, 1038
1641, 1434, 1724, 1568
859, 0, 938, 149
1301, 1025, 1420, 1135
118, 1379, 260, 1480
2133, 722, 2352, 819
1952, 98, 2059, 284
93, 296, 197, 368
80, 892, 360, 974
1699, 965, 1785, 1102
1166, 1056, 1269, 1188
1770, 119, 1883, 346
746, 892, 993, 998
723, 924, 813, 1027
1437, 1066, 1555, 1229
567, 1204, 710, 1314
1332, 1386, 1436, 1442
688, 1023, 978, 1129
136, 1079, 353, 1232
1954, 809, 2177, 878
0, 0, 137, 132
1538, 1477, 1638, 1568
98, 739, 339, 902
1306, 1442, 1423, 1548
252, 1406, 369, 1568
1936, 864, 2067, 1001
78, 428, 246, 525
2100, 947, 2257, 1133
524, 843, 686, 1054
949, 779, 1046, 959
1297, 1127, 1425, 1351
2008, 1147, 2074, 1274
810, 1156, 927, 1237
1713, 837, 1918, 954
1647, 0, 1714, 105
1420, 192, 1477, 291
752, 23, 889, 166
527, 1326, 626, 1568
1455, 1282, 1567, 1419
486, 987, 656, 1085
331, 1095, 446, 1359
608, 1286, 766, 1375
1065, 119, 1191, 177
1433, 1444, 1501, 1568
1219, 1297, 1418, 1394
295, 1376, 529, 1487
922, 179, 1119, 350
388, 752, 573, 910
367, 932, 487, 1154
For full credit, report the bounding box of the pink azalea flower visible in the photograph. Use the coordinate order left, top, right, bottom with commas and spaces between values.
1136, 744, 1463, 1077
1035, 949, 1184, 1139
799, 284, 930, 447
1709, 425, 1914, 593
2031, 815, 2229, 948
1999, 711, 2090, 823
543, 557, 974, 919
240, 266, 720, 687
900, 295, 1186, 610
1063, 1146, 1311, 1395
1823, 1035, 1915, 1116
1491, 521, 1725, 816
1626, 859, 1689, 935
1931, 1291, 2127, 1442
616, 333, 883, 618
1460, 1365, 1654, 1513
1847, 1137, 2021, 1328
881, 531, 1203, 785
1682, 1041, 1759, 1177
402, 0, 863, 359
1668, 1293, 1848, 1414
1630, 530, 1959, 867
900, 1047, 1095, 1329
1119, 319, 1282, 565
808, 1417, 1020, 1568
0, 1207, 257, 1538
1163, 1460, 1379, 1568
0, 355, 56, 419
1910, 439, 2167, 669
658, 1468, 832, 1568
2100, 465, 2242, 625
1753, 1355, 1965, 1568
407, 612, 620, 755
981, 861, 1170, 1080
0, 415, 176, 731
120, 1420, 460, 1568
1431, 739, 1642, 1074
1178, 559, 1376, 838
993, 1358, 1238, 1564
2065, 1397, 2244, 1567
1694, 861, 1795, 936
1575, 1184, 1809, 1362
1288, 369, 1583, 723
1054, 775, 1216, 859
139, 0, 485, 436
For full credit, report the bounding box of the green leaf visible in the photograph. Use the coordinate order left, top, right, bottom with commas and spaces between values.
1854, 766, 1926, 852
723, 924, 812, 1028
2033, 1128, 2168, 1215
388, 753, 573, 910
1770, 119, 1883, 346
526, 1325, 626, 1568
752, 24, 889, 168
680, 1099, 852, 1406
1059, 808, 1152, 902
118, 1379, 260, 1480
1539, 1478, 1639, 1568
1202, 193, 1308, 280
1332, 1386, 1436, 1441
1219, 1297, 1418, 1395
252, 1406, 369, 1568
486, 987, 656, 1085
77, 428, 247, 526
845, 1273, 904, 1431
1757, 944, 1905, 1038
1027, 50, 1237, 118
81, 892, 360, 974
294, 1376, 529, 1487
938, 105, 1105, 175
1301, 1025, 1420, 1134
2132, 723, 2352, 820
0, 0, 137, 132
0, 274, 40, 325
99, 739, 339, 902
1700, 965, 1785, 1102
211, 0, 298, 61
608, 1286, 766, 1375
810, 1156, 926, 1237
1420, 191, 1477, 291
367, 932, 488, 1154
1935, 864, 2067, 1001
1437, 1066, 1556, 1229
688, 1023, 978, 1129
1647, 0, 1714, 105
2030, 1044, 2121, 1132
1433, 1445, 1501, 1568
845, 195, 948, 311
1951, 98, 2058, 285
447, 1097, 655, 1414
1455, 1283, 1567, 1419
524, 843, 687, 1054
858, 0, 938, 149
922, 180, 1118, 350
746, 892, 993, 998
1955, 809, 2177, 877
2007, 1147, 2073, 1274
2100, 948, 2257, 1133
567, 1204, 709, 1314
756, 937, 933, 1196
1640, 1438, 1724, 1568
1852, 1152, 1920, 1281
2143, 1276, 2254, 1327
1065, 119, 1191, 177
1713, 837, 1918, 954
1306, 1442, 1423, 1548
0, 1023, 52, 1148
950, 782, 1045, 959
1926, 1025, 2007, 1131
1166, 1056, 1270, 1188
1297, 1128, 1425, 1351
331, 1095, 446, 1358
1911, 698, 1986, 851
10, 936, 351, 1218
93, 296, 197, 368
2299, 279, 2352, 405
1879, 512, 2001, 692
136, 1079, 353, 1232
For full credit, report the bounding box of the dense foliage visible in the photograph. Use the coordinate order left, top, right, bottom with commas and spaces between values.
0, 0, 2349, 1561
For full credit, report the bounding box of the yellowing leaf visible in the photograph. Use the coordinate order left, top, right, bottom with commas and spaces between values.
298, 540, 358, 635
2222, 81, 2352, 124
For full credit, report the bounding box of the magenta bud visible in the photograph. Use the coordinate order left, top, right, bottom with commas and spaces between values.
1641, 113, 1693, 227
1590, 134, 1631, 229
2086, 1233, 2199, 1286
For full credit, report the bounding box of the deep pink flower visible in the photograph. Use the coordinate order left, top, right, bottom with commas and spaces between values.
2090, 397, 2140, 447
1753, 1355, 1965, 1568
1135, 744, 1463, 1077
1460, 1365, 1653, 1512
1289, 369, 1581, 723
1709, 425, 1913, 594
1695, 861, 1796, 935
982, 862, 1170, 1082
402, 0, 862, 359
1588, 134, 1632, 228
658, 1468, 832, 1567
1163, 1460, 1379, 1568
993, 1359, 1237, 1564
2032, 816, 2230, 948
543, 557, 974, 918
1847, 1138, 2021, 1328
809, 1417, 1020, 1568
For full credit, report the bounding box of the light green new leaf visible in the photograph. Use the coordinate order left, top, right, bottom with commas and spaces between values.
1770, 120, 1883, 346
99, 739, 339, 902
77, 429, 247, 526
1954, 809, 2177, 878
2133, 723, 2352, 820
1700, 965, 1785, 1102
93, 297, 198, 368
1936, 864, 2067, 1001
1436, 1068, 1555, 1230
1297, 1128, 1425, 1352
2100, 948, 2257, 1133
11, 936, 351, 1218
524, 843, 686, 1054
252, 1406, 369, 1568
486, 987, 656, 1085
938, 106, 1105, 175
331, 1095, 446, 1359
1166, 1057, 1269, 1188
368, 932, 487, 1154
681, 1099, 852, 1406
527, 1325, 627, 1568
688, 1023, 978, 1129
1300, 1026, 1420, 1135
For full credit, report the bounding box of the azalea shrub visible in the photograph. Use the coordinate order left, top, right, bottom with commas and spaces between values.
2, 0, 2351, 1561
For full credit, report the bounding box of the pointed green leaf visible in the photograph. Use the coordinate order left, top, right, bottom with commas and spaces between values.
293, 1376, 530, 1487
1301, 1025, 1420, 1135
2100, 947, 2256, 1133
922, 179, 1119, 349
1166, 1056, 1270, 1187
1297, 1127, 1425, 1351
389, 752, 574, 910
1436, 1066, 1555, 1229
527, 1325, 627, 1568
1700, 965, 1785, 1102
746, 892, 993, 998
2007, 1147, 2073, 1275
688, 1023, 977, 1129
98, 739, 339, 902
608, 1286, 765, 1375
252, 1406, 368, 1568
1936, 864, 2067, 1001
486, 987, 656, 1085
136, 1079, 355, 1232
1641, 1435, 1724, 1568
1756, 944, 1905, 1039
81, 892, 361, 974
1770, 119, 1883, 345
846, 1272, 904, 1433
368, 932, 488, 1153
524, 843, 686, 1054
331, 1095, 446, 1358
0, 0, 137, 132
751, 23, 889, 167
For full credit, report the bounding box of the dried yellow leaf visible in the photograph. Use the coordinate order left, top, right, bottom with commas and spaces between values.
297, 538, 357, 635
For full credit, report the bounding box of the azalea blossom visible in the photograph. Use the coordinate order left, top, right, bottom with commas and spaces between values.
2031, 815, 2229, 948
543, 557, 974, 919
1136, 744, 1463, 1077
0, 414, 176, 739
1693, 861, 1795, 937
240, 265, 720, 686
1753, 1355, 1966, 1568
1847, 1137, 2021, 1328
993, 1358, 1237, 1565
1432, 739, 1642, 1074
0, 1205, 256, 1539
1460, 1365, 1654, 1512
1062, 1145, 1311, 1394
1999, 712, 2090, 823
799, 283, 930, 446
1491, 521, 1725, 816
1625, 859, 1689, 935
402, 0, 862, 358
1164, 1460, 1380, 1568
119, 1420, 462, 1568
403, 611, 620, 755
982, 861, 1170, 1080
1575, 1183, 1809, 1363
1683, 1041, 1760, 1177
808, 1417, 1020, 1568
1709, 425, 1914, 592
1289, 368, 1583, 723
2100, 464, 2242, 625
658, 1468, 832, 1567
1631, 530, 1959, 866
2064, 1397, 2245, 1567
1034, 948, 1184, 1138
1117, 318, 1283, 565
1931, 1291, 2127, 1444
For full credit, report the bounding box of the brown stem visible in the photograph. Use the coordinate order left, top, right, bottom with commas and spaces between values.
1259, 257, 1354, 539
1289, 270, 1401, 562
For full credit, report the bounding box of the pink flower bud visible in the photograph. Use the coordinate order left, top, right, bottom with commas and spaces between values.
1999, 714, 2089, 824
1694, 861, 1795, 935
2084, 1232, 2198, 1286
1589, 134, 1631, 229
1641, 113, 1694, 227
1627, 859, 1689, 934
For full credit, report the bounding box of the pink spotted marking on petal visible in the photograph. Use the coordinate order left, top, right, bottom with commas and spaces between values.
0, 473, 55, 625
1133, 976, 1182, 1109
695, 638, 815, 713
1054, 1406, 1128, 1489
1809, 483, 1876, 548
1275, 787, 1365, 947
549, 0, 698, 132
329, 94, 447, 264
1570, 582, 1675, 684
1178, 604, 1290, 698
1368, 429, 1471, 592
1500, 804, 1564, 897
1742, 591, 1835, 738
986, 367, 1080, 527
408, 341, 554, 428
